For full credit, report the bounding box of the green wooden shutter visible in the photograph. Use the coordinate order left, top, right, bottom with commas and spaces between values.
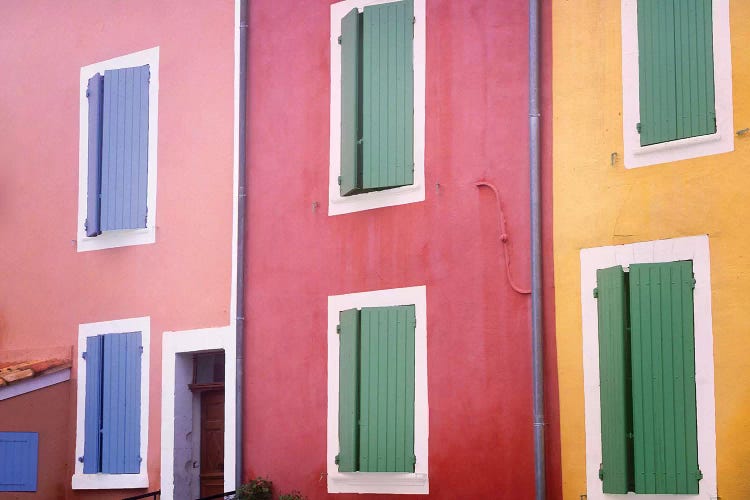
596, 266, 632, 494
337, 308, 360, 472
637, 0, 715, 146
629, 261, 699, 494
361, 0, 414, 191
339, 8, 363, 197
359, 305, 415, 472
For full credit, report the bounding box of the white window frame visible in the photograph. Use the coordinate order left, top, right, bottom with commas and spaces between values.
580, 236, 717, 499
328, 0, 426, 216
327, 285, 428, 494
73, 316, 150, 490
77, 47, 160, 251
621, 0, 733, 169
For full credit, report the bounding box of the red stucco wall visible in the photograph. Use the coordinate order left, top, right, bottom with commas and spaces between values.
0, 1, 235, 497
244, 1, 560, 498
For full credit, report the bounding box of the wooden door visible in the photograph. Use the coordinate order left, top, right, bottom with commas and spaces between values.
200, 390, 225, 498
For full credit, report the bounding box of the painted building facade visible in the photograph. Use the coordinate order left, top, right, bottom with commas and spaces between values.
0, 1, 237, 498
243, 0, 560, 498
553, 1, 750, 499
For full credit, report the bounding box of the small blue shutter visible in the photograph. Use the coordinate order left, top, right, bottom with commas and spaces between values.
0, 432, 38, 492
83, 335, 104, 473
101, 65, 150, 231
86, 73, 104, 237
101, 332, 142, 474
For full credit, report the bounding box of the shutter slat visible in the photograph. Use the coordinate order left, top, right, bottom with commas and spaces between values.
630, 262, 699, 494
101, 331, 141, 474
337, 308, 360, 472
101, 66, 149, 230
339, 8, 362, 197
83, 335, 104, 473
0, 433, 38, 492
362, 0, 413, 191
86, 74, 104, 237
638, 0, 715, 145
359, 306, 415, 472
596, 266, 631, 493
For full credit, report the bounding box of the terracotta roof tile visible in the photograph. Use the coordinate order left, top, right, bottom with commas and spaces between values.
0, 358, 72, 387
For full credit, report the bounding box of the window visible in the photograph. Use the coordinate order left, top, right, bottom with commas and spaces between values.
621, 0, 733, 168
77, 48, 159, 251
337, 305, 416, 473
580, 236, 717, 499
329, 0, 425, 215
327, 286, 428, 494
595, 261, 698, 494
0, 432, 38, 492
74, 317, 150, 490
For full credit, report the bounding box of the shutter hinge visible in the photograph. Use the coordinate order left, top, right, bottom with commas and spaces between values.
598, 464, 604, 480
84, 219, 89, 232
82, 352, 87, 360
592, 287, 598, 299
692, 277, 697, 289
696, 469, 703, 481
335, 454, 340, 465
140, 345, 144, 354
636, 122, 642, 134
338, 35, 342, 45
78, 456, 84, 463
413, 16, 416, 24
337, 175, 342, 186
336, 324, 341, 334
139, 456, 143, 463
411, 455, 416, 466
86, 88, 90, 98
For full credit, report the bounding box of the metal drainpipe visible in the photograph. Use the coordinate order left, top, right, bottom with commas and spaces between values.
236, 0, 248, 489
529, 0, 545, 499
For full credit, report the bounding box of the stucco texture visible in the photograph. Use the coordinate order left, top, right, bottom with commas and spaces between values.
553, 1, 750, 498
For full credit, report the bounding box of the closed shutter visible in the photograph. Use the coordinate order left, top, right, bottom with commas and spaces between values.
637, 0, 715, 146
337, 308, 361, 472
0, 432, 38, 492
86, 73, 104, 237
339, 8, 363, 197
629, 261, 699, 494
359, 305, 415, 472
101, 332, 142, 474
361, 0, 414, 191
595, 266, 632, 493
101, 65, 150, 231
83, 334, 104, 473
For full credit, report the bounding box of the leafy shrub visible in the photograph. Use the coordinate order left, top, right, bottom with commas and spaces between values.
235, 477, 273, 500
278, 492, 305, 500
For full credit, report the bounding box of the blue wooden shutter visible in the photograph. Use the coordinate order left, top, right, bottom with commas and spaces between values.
0, 432, 38, 492
629, 262, 699, 494
361, 0, 414, 191
337, 308, 360, 472
101, 332, 142, 474
339, 8, 363, 197
595, 266, 632, 493
86, 73, 104, 237
359, 305, 415, 472
101, 65, 150, 231
637, 0, 715, 145
83, 334, 104, 473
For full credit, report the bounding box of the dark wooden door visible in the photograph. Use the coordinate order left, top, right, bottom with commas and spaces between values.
200, 390, 225, 498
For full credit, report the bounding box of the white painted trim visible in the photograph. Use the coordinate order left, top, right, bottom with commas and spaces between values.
327, 286, 428, 494
72, 316, 151, 490
621, 0, 733, 168
0, 368, 71, 401
77, 47, 160, 251
580, 236, 717, 499
328, 0, 426, 215
160, 326, 236, 500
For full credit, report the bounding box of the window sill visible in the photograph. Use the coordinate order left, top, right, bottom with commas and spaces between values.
328, 182, 425, 216
328, 472, 428, 494
77, 227, 155, 252
624, 130, 732, 169
72, 472, 149, 490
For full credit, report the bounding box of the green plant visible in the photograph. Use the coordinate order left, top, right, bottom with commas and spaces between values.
278, 492, 305, 500
235, 477, 273, 500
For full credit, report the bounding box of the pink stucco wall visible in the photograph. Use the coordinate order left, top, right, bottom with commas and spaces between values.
244, 1, 560, 498
0, 1, 235, 497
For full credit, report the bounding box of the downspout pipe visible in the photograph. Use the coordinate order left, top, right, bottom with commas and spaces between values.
236, 0, 248, 488
529, 0, 545, 499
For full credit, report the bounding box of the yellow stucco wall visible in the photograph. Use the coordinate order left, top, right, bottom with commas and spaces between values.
553, 1, 750, 498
